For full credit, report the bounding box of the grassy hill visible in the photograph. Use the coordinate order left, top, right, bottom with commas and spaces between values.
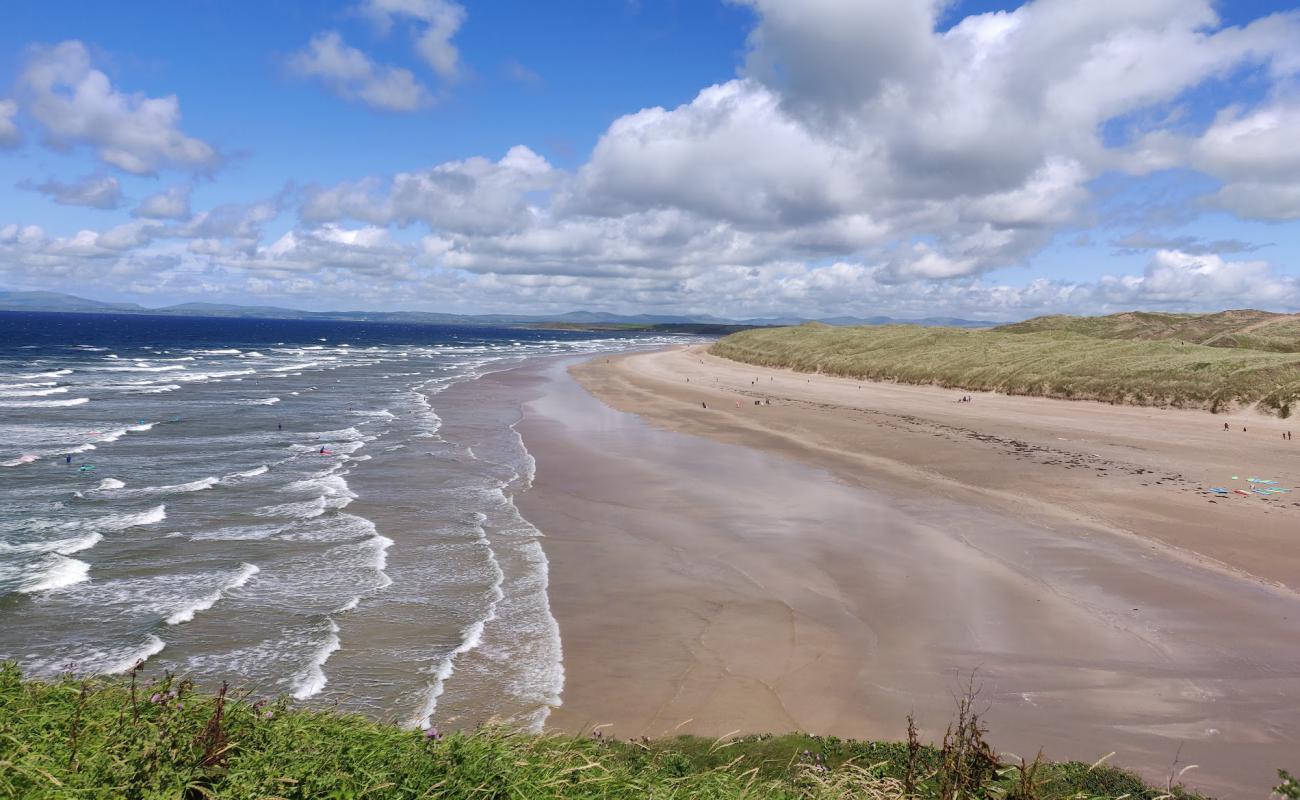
996, 310, 1300, 352
711, 323, 1300, 415
0, 663, 1214, 799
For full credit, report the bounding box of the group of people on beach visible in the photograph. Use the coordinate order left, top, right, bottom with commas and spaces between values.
957, 395, 973, 403
1222, 421, 1292, 440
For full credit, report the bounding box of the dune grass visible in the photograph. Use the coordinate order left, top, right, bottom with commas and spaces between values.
995, 310, 1300, 353
0, 662, 1221, 799
711, 324, 1300, 416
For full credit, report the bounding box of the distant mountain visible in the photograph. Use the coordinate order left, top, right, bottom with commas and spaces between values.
0, 289, 1000, 329
0, 290, 145, 313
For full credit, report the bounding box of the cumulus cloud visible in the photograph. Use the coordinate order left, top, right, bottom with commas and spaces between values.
133, 185, 192, 219
303, 145, 557, 233
5, 1, 1300, 317
0, 100, 20, 148
360, 0, 467, 81
17, 40, 219, 174
18, 174, 123, 209
288, 31, 431, 112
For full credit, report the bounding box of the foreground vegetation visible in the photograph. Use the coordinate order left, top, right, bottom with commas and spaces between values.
712, 323, 1300, 415
995, 310, 1300, 353
0, 662, 1234, 799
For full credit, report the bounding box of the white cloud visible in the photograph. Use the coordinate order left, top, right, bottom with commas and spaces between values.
18, 174, 123, 209
17, 40, 219, 174
5, 1, 1300, 318
303, 145, 557, 233
0, 99, 20, 148
360, 0, 467, 81
133, 185, 192, 219
288, 31, 431, 112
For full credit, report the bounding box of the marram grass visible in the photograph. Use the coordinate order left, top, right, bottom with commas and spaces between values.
0, 662, 1222, 799
711, 324, 1300, 416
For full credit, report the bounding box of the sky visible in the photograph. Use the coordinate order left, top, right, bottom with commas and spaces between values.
1, 0, 1299, 321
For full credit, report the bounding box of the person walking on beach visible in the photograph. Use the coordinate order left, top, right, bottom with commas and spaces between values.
1224, 422, 1230, 431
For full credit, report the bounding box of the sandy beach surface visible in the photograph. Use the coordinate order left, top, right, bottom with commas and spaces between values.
511, 346, 1300, 798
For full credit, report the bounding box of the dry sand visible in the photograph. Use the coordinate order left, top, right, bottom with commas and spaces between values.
511, 346, 1300, 798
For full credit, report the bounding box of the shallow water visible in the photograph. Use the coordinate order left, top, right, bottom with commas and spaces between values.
0, 311, 682, 728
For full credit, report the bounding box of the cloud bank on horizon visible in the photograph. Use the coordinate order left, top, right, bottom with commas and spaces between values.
0, 0, 1298, 321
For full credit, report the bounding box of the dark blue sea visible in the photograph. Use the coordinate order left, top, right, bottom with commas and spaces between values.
0, 310, 683, 729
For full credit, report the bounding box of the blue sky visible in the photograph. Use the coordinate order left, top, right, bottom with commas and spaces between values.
1, 0, 1299, 320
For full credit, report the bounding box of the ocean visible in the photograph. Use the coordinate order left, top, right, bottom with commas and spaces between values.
0, 310, 683, 729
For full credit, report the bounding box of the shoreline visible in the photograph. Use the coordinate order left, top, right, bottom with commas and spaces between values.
515, 346, 1300, 798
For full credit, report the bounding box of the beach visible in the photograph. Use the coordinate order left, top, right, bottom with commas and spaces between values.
516, 346, 1300, 798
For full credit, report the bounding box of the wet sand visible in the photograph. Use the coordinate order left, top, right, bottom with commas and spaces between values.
513, 348, 1300, 798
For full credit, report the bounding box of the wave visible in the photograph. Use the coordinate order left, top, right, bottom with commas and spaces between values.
95, 364, 187, 372
91, 428, 128, 443
222, 465, 269, 482
17, 555, 91, 594
255, 496, 328, 520
270, 362, 319, 372
188, 523, 285, 541
127, 422, 155, 433
99, 504, 168, 530
0, 386, 68, 397
1, 454, 40, 467
0, 530, 102, 556
291, 619, 341, 700
93, 479, 215, 497
18, 369, 73, 378
100, 635, 167, 675
95, 478, 125, 490
239, 397, 280, 405
165, 563, 260, 625
410, 514, 505, 729
0, 397, 89, 408
0, 381, 56, 389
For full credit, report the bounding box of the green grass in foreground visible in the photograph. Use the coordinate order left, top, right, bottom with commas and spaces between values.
0, 662, 1232, 799
711, 324, 1300, 415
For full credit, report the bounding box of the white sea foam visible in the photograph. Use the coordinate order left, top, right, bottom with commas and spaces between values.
95, 364, 187, 372
239, 397, 280, 405
100, 635, 167, 674
255, 496, 328, 520
98, 478, 215, 497
291, 619, 341, 699
222, 465, 269, 481
18, 555, 91, 593
1, 454, 40, 467
0, 386, 68, 397
0, 397, 89, 408
165, 563, 260, 625
95, 478, 126, 491
19, 369, 73, 378
409, 513, 505, 729
100, 504, 168, 530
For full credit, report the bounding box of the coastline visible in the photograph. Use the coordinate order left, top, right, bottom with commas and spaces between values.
513, 346, 1300, 798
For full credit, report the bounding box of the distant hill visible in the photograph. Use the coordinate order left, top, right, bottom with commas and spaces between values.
0, 289, 997, 329
996, 310, 1300, 352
